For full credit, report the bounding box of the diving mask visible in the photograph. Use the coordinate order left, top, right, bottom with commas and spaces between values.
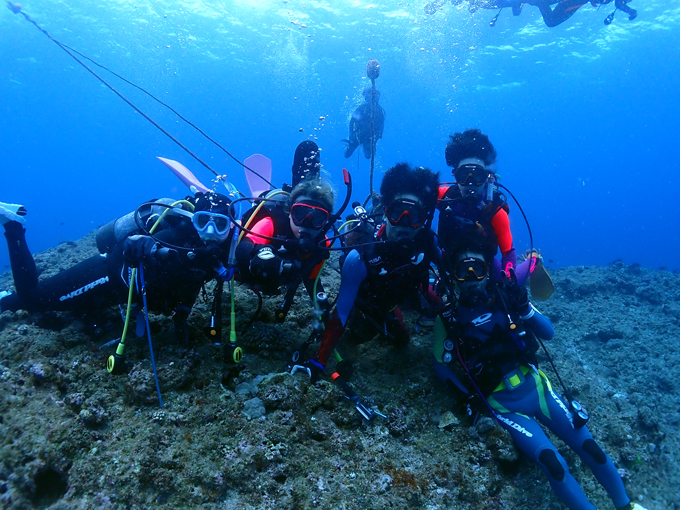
453, 257, 489, 282
454, 163, 490, 187
290, 201, 330, 229
192, 211, 231, 242
385, 199, 427, 228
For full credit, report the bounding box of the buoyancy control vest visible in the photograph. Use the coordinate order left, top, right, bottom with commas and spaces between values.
356, 226, 437, 313
95, 198, 192, 255
438, 186, 508, 261
239, 192, 292, 243
446, 290, 539, 394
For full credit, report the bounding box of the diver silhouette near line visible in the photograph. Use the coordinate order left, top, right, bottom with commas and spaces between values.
343, 87, 386, 160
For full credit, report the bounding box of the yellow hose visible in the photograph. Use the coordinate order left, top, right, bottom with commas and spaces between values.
114, 200, 195, 358
238, 190, 289, 244
338, 219, 359, 233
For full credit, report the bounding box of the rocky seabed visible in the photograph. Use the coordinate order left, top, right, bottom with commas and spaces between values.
0, 234, 678, 509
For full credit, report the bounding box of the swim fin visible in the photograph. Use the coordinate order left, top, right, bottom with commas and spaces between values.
244, 154, 272, 197
527, 250, 555, 301
157, 157, 210, 194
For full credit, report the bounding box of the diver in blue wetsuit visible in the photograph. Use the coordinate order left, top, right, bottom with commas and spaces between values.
300, 164, 441, 381
432, 246, 648, 510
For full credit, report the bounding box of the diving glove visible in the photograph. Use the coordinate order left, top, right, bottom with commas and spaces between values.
501, 267, 530, 315
463, 394, 482, 424
123, 235, 159, 265
291, 358, 325, 384
249, 246, 283, 281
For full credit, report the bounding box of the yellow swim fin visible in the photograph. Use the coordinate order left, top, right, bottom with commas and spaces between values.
527, 250, 555, 301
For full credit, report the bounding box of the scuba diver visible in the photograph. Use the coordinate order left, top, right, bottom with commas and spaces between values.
299, 163, 441, 383
439, 129, 517, 277
432, 246, 648, 510
529, 0, 636, 26
234, 176, 336, 320
425, 0, 636, 26
0, 193, 235, 340
343, 87, 386, 160
438, 128, 553, 299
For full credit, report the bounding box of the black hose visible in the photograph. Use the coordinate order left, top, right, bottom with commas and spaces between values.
497, 183, 535, 268
133, 202, 200, 252
9, 5, 274, 188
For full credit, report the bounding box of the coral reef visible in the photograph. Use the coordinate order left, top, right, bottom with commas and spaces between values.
0, 236, 678, 509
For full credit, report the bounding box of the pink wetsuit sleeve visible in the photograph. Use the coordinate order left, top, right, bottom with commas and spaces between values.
246, 217, 275, 245
491, 208, 513, 255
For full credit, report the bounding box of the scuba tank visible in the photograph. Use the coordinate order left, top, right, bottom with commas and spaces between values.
96, 198, 188, 254
238, 190, 290, 232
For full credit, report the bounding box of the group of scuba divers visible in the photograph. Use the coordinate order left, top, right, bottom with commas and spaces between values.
0, 129, 647, 510
424, 0, 637, 27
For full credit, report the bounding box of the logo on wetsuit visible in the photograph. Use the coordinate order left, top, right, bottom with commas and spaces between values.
59, 276, 110, 302
496, 414, 533, 438
368, 256, 382, 266
471, 313, 493, 327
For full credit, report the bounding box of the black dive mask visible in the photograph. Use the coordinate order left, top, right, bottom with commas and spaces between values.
454, 163, 489, 187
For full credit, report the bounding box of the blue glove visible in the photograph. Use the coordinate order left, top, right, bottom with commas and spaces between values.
123, 235, 159, 265
302, 358, 325, 384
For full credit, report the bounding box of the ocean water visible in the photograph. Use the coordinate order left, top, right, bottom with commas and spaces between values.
1, 0, 678, 274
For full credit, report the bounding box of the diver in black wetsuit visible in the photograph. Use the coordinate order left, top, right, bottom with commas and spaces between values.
0, 193, 235, 338
425, 0, 637, 26
343, 87, 385, 159
529, 0, 636, 27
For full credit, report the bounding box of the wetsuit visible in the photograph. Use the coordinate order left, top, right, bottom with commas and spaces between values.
532, 0, 635, 26
315, 225, 441, 366
1, 212, 232, 322
532, 0, 590, 26
438, 185, 523, 280
344, 94, 386, 159
432, 290, 632, 510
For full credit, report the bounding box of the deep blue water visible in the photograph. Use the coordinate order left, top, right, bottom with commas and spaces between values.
1, 0, 678, 273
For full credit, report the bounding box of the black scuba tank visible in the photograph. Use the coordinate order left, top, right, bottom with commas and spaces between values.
95, 198, 182, 254
239, 191, 291, 236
